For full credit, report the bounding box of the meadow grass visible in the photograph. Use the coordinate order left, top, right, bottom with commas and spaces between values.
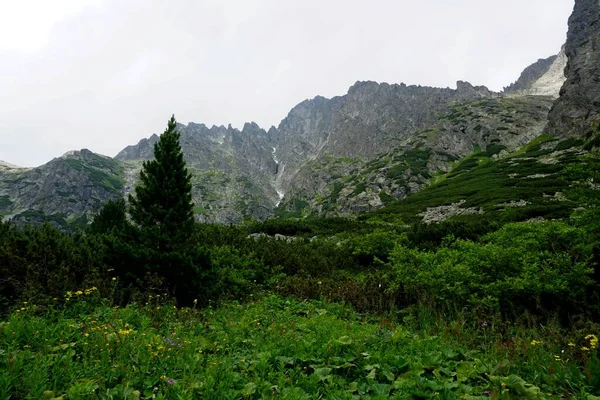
2, 293, 599, 399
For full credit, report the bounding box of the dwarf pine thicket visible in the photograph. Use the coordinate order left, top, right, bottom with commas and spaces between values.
1, 118, 600, 398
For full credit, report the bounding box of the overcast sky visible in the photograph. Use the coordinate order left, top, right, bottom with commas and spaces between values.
0, 0, 573, 167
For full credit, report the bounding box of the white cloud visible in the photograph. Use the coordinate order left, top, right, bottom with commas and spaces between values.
0, 0, 102, 53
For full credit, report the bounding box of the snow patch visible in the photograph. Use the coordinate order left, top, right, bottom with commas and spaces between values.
271, 146, 285, 206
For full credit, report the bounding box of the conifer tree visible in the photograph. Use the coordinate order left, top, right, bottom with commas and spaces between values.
129, 115, 195, 253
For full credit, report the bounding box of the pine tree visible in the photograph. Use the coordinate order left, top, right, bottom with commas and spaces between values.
89, 198, 128, 235
129, 115, 195, 253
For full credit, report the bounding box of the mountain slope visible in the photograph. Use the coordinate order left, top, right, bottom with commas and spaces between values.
277, 95, 557, 217
546, 0, 600, 139
503, 48, 566, 98
117, 122, 278, 223
0, 149, 124, 226
2, 0, 596, 227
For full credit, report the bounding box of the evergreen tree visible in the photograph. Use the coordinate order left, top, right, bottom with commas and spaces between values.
129, 115, 195, 252
126, 115, 201, 303
89, 198, 128, 235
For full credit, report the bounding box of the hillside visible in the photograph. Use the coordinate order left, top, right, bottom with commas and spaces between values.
0, 1, 590, 228
0, 73, 569, 226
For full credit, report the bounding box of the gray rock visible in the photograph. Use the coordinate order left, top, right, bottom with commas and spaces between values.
546, 0, 600, 138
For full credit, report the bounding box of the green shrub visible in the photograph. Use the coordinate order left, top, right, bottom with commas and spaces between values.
387, 222, 596, 319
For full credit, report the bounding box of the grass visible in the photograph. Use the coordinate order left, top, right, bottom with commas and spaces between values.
193, 206, 209, 215
2, 294, 600, 399
375, 140, 578, 224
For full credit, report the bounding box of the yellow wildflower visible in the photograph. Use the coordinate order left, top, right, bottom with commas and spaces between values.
112, 277, 117, 281
568, 342, 576, 347
530, 340, 543, 346
585, 334, 598, 349
582, 346, 590, 351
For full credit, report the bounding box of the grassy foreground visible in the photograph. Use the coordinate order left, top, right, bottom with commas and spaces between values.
1, 294, 600, 399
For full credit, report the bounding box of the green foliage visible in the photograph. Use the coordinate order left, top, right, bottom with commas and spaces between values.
388, 222, 596, 318
376, 139, 576, 224
129, 115, 195, 253
0, 221, 108, 314
127, 115, 200, 303
3, 127, 600, 398
2, 295, 600, 399
88, 199, 128, 235
378, 190, 395, 205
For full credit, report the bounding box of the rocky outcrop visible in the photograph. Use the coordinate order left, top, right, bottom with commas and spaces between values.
115, 134, 159, 160
117, 121, 279, 224
504, 48, 567, 99
0, 161, 23, 170
0, 149, 123, 225
525, 48, 568, 98
504, 50, 566, 97
418, 200, 483, 225
278, 95, 554, 217
274, 80, 497, 195
546, 0, 600, 138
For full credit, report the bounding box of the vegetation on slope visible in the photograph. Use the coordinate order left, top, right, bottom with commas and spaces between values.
1, 121, 599, 398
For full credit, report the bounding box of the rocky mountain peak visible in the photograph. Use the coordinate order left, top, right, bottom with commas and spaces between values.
504, 47, 567, 98
455, 81, 496, 98
546, 0, 600, 137
0, 160, 23, 170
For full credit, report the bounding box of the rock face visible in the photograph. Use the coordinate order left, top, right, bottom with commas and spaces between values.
274, 81, 497, 193
504, 55, 558, 94
279, 95, 555, 217
117, 122, 278, 224
504, 49, 567, 98
0, 150, 123, 226
547, 0, 600, 138
3, 0, 595, 226
0, 161, 22, 170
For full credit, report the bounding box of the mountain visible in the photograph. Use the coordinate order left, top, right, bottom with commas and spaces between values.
2, 0, 599, 227
0, 149, 123, 226
0, 66, 569, 226
546, 0, 600, 139
503, 47, 567, 98
278, 95, 556, 218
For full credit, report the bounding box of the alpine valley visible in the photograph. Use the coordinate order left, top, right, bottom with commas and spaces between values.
0, 7, 598, 228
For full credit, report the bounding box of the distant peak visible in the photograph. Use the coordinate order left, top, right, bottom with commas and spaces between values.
0, 160, 22, 169
60, 149, 94, 158
456, 81, 495, 97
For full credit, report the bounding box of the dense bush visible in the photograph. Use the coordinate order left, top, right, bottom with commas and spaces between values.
0, 222, 108, 314
387, 222, 597, 320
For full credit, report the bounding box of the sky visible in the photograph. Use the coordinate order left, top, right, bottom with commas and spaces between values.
0, 0, 574, 167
